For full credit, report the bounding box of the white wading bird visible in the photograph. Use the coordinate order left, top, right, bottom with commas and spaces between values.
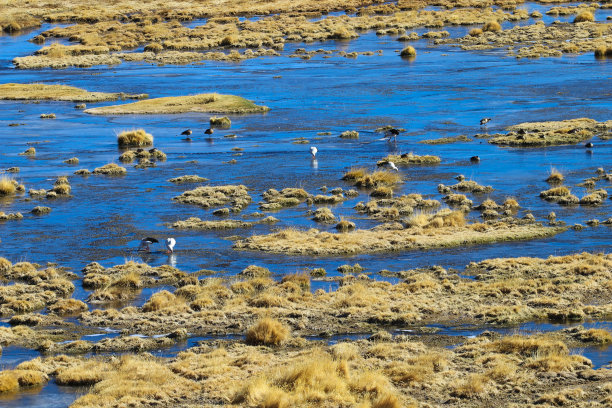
165, 237, 176, 254
377, 161, 399, 172
310, 146, 318, 159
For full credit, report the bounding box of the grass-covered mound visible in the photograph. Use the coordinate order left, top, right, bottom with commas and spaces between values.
85, 93, 269, 115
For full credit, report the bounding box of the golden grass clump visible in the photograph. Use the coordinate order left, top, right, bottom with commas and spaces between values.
142, 290, 183, 312
117, 128, 153, 147
482, 20, 502, 32
594, 46, 612, 58
0, 177, 17, 196
546, 168, 564, 183
144, 42, 163, 53
336, 218, 356, 231
400, 46, 416, 57
0, 257, 11, 273
20, 147, 36, 156
0, 369, 48, 394
469, 28, 483, 36
93, 163, 127, 175
574, 11, 594, 23
235, 351, 400, 407
239, 265, 271, 278
47, 298, 88, 315
245, 318, 289, 346
540, 186, 570, 199
342, 168, 402, 189
339, 130, 359, 139
313, 207, 337, 223
210, 116, 231, 128
0, 84, 148, 102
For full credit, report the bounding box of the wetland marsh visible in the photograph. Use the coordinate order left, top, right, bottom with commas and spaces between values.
0, 0, 611, 406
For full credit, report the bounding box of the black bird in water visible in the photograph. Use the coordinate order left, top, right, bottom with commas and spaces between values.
204, 128, 214, 135
138, 237, 159, 252
480, 118, 492, 126
181, 129, 192, 136
585, 142, 594, 149
384, 128, 401, 141
470, 156, 480, 163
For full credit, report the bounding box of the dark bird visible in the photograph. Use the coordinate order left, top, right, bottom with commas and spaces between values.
470, 156, 480, 163
480, 118, 491, 126
204, 128, 214, 135
517, 129, 527, 135
585, 142, 594, 148
138, 237, 159, 252
384, 128, 401, 141
181, 129, 192, 136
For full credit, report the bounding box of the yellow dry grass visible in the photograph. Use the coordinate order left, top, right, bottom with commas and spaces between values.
0, 177, 16, 196
245, 318, 290, 346
85, 93, 269, 115
0, 83, 146, 102
235, 221, 563, 255
117, 129, 153, 147
342, 168, 402, 189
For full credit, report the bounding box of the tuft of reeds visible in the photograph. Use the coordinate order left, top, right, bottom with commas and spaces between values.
210, 116, 231, 128
343, 168, 402, 189
339, 130, 359, 139
574, 11, 594, 23
0, 177, 16, 196
482, 20, 502, 32
546, 168, 564, 184
400, 46, 417, 57
93, 163, 127, 175
117, 129, 153, 147
245, 318, 289, 346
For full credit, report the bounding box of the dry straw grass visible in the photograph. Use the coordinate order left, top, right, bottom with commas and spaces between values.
235, 218, 564, 255
93, 163, 127, 175
342, 168, 402, 189
117, 129, 153, 147
245, 318, 290, 346
0, 83, 146, 102
85, 93, 269, 115
0, 177, 17, 196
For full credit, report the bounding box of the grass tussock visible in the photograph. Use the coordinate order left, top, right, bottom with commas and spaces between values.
117, 129, 153, 147
342, 168, 402, 189
546, 168, 564, 184
173, 184, 251, 212
379, 153, 441, 165
245, 318, 289, 346
209, 116, 231, 128
400, 46, 417, 57
235, 351, 400, 407
85, 93, 269, 115
0, 177, 17, 196
574, 11, 594, 23
482, 20, 502, 32
93, 163, 127, 175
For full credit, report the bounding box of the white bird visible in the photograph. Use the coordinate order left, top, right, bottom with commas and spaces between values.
310, 146, 317, 159
138, 237, 158, 252
165, 237, 176, 254
377, 161, 399, 172
387, 161, 399, 172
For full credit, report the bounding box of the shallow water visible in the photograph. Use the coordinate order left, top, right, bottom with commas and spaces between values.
0, 2, 611, 404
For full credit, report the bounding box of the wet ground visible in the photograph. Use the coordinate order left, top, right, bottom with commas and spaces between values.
0, 2, 611, 406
